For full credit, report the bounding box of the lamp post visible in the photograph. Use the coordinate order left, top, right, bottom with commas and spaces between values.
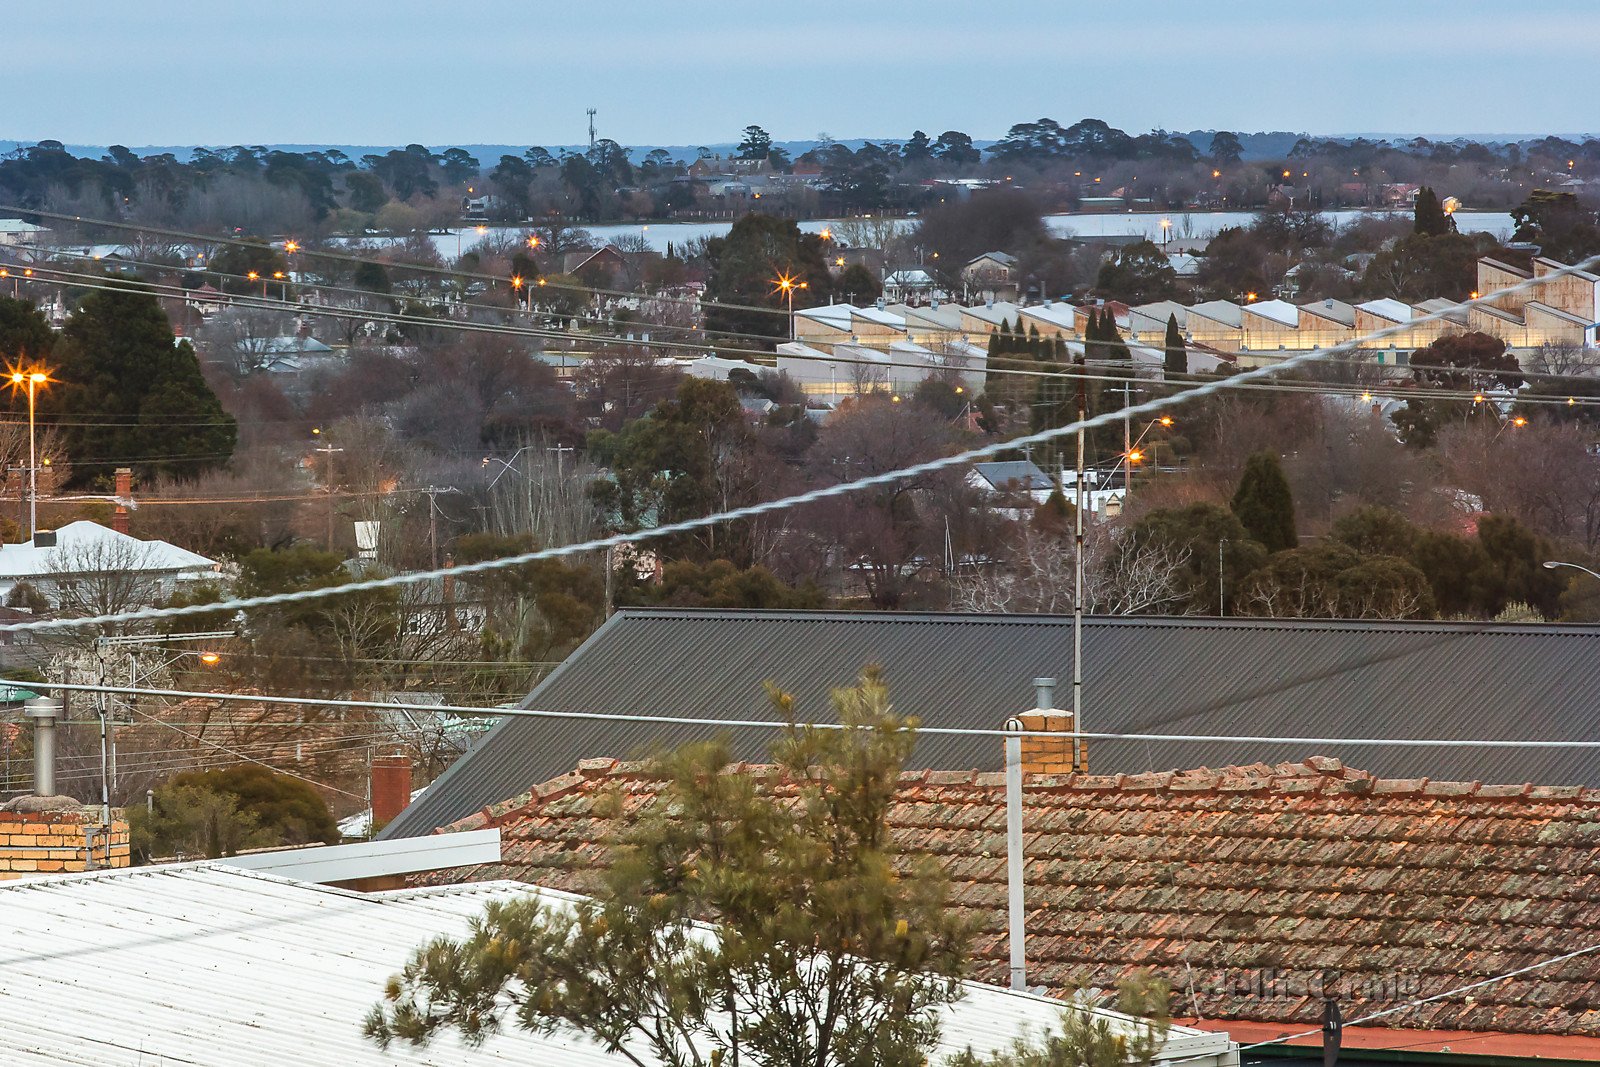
1544, 560, 1600, 582
775, 274, 808, 340
8, 366, 50, 539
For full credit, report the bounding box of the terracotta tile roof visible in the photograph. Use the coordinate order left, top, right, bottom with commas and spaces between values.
418, 757, 1600, 1039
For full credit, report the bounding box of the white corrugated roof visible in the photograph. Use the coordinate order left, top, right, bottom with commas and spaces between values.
1243, 299, 1299, 327
0, 863, 1235, 1067
1188, 300, 1243, 328
851, 305, 908, 329
1357, 298, 1414, 322
1019, 303, 1078, 331
0, 520, 217, 582
795, 303, 856, 327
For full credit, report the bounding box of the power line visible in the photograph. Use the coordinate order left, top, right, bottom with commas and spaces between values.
23, 681, 1600, 749
0, 202, 787, 318
1, 250, 1594, 637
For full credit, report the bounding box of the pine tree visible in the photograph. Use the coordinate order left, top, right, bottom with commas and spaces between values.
1413, 186, 1454, 237
49, 280, 236, 484
1231, 450, 1298, 553
1099, 309, 1131, 361
366, 670, 972, 1067
1163, 313, 1186, 378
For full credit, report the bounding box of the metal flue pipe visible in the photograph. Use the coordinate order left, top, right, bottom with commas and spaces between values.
25, 696, 61, 797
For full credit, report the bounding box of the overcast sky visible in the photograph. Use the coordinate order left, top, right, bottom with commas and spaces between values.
10, 0, 1598, 149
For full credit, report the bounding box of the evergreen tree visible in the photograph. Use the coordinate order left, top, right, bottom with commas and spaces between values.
1413, 186, 1455, 237
0, 297, 53, 364
49, 280, 236, 484
1097, 309, 1132, 361
1163, 313, 1186, 378
366, 670, 971, 1067
1230, 450, 1298, 553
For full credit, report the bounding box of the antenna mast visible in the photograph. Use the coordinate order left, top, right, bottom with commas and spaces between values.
586, 108, 597, 149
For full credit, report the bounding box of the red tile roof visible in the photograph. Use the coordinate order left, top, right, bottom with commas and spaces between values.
419, 757, 1600, 1040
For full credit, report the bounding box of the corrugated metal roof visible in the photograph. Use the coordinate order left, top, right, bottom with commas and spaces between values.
383, 610, 1600, 839
0, 862, 1231, 1066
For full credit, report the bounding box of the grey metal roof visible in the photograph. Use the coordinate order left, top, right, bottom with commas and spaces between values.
382, 609, 1600, 838
971, 460, 1054, 491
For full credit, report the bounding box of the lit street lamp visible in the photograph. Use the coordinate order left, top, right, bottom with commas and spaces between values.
7, 365, 50, 539
774, 273, 808, 340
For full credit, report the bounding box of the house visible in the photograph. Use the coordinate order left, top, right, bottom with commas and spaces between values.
961, 251, 1019, 301
0, 219, 49, 247
184, 282, 227, 317
381, 610, 1600, 841
246, 334, 336, 373
0, 521, 218, 607
882, 267, 937, 303
967, 460, 1056, 506
416, 755, 1600, 1062
0, 860, 1237, 1067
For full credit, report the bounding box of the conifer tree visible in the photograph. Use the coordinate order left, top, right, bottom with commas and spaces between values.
1231, 450, 1298, 553
1163, 313, 1186, 378
366, 671, 972, 1067
1413, 186, 1455, 237
48, 280, 236, 484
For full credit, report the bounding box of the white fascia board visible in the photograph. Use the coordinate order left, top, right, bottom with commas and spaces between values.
220, 827, 500, 883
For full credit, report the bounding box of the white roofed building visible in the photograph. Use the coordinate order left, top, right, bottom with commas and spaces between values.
0, 861, 1238, 1067
0, 520, 219, 608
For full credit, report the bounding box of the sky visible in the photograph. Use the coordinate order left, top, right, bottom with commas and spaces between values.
9, 0, 1600, 149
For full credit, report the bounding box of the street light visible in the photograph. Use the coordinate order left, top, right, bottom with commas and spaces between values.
7, 365, 51, 539
1544, 560, 1600, 583
774, 273, 808, 340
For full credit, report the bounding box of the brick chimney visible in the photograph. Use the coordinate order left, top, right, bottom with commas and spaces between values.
1014, 678, 1084, 775
112, 467, 133, 534
370, 754, 413, 830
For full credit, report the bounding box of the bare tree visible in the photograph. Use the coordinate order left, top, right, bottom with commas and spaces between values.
198, 306, 302, 376
954, 523, 1193, 615
487, 441, 601, 549
46, 536, 174, 640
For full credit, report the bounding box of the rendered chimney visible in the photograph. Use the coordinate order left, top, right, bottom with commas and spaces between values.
112, 467, 133, 534
370, 754, 413, 830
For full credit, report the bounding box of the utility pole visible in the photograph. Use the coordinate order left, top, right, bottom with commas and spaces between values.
313, 439, 344, 552
1072, 347, 1087, 772
546, 443, 575, 480
1123, 379, 1133, 500
420, 486, 459, 570
586, 108, 597, 149
1219, 538, 1230, 617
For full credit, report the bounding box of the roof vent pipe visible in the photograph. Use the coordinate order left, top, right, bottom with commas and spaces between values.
1004, 712, 1026, 991
25, 696, 61, 797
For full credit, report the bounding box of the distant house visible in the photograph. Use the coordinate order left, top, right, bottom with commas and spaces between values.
247, 335, 336, 374
0, 218, 49, 247
184, 283, 227, 318
0, 521, 218, 608
881, 267, 937, 302
562, 245, 628, 281
961, 251, 1019, 301
966, 460, 1056, 507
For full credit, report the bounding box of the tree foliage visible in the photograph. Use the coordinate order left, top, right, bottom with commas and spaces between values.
1230, 451, 1298, 553
703, 214, 834, 341
48, 280, 237, 484
129, 765, 337, 860
950, 977, 1171, 1067
365, 670, 972, 1067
